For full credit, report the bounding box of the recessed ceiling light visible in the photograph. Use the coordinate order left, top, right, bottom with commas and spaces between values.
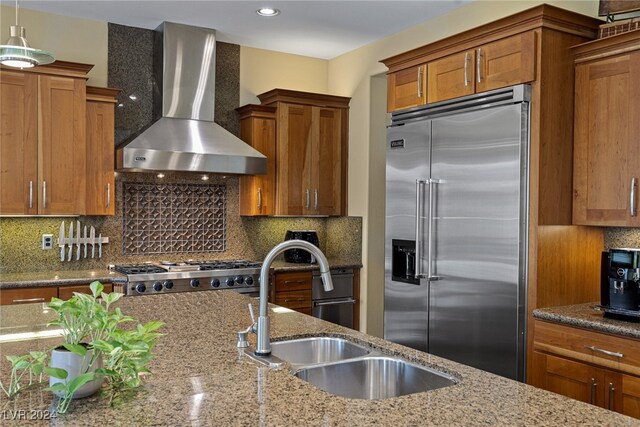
257, 7, 280, 17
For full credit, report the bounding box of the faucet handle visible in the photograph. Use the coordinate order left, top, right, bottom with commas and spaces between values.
248, 303, 256, 324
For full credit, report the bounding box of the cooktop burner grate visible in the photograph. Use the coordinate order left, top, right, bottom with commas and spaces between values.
113, 264, 168, 275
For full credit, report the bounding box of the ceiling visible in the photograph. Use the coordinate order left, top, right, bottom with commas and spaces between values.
13, 0, 471, 59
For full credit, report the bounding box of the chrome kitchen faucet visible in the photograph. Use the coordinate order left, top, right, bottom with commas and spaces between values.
237, 240, 334, 358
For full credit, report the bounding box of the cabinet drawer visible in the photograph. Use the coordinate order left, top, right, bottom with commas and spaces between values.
0, 287, 58, 305
58, 283, 113, 301
534, 320, 640, 376
275, 290, 312, 309
275, 271, 312, 292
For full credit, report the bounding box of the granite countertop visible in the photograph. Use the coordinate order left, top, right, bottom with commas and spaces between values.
270, 258, 363, 272
533, 302, 640, 340
0, 292, 637, 425
0, 270, 123, 289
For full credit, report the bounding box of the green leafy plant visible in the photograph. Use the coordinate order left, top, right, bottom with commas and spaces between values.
0, 281, 163, 414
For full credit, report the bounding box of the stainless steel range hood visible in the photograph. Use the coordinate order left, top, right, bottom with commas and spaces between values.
116, 22, 266, 175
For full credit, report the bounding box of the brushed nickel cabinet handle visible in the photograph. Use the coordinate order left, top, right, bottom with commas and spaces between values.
476, 48, 482, 83
107, 183, 111, 208
590, 378, 597, 404
13, 297, 45, 303
631, 177, 636, 217
29, 181, 33, 209
417, 66, 423, 98
283, 280, 305, 285
305, 189, 310, 209
257, 188, 262, 210
283, 298, 306, 303
464, 52, 470, 87
314, 189, 318, 210
42, 181, 47, 209
608, 382, 615, 410
585, 345, 623, 358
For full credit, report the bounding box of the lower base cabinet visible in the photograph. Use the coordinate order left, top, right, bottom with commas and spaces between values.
1, 283, 113, 305
531, 320, 640, 418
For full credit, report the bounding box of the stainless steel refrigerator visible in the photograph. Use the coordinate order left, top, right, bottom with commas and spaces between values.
384, 85, 530, 381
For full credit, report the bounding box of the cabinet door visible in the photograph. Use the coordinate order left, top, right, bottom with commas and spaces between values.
573, 52, 640, 226
39, 75, 86, 215
0, 287, 58, 305
606, 372, 640, 419
387, 64, 426, 112
277, 103, 312, 215
476, 32, 535, 93
0, 71, 38, 214
427, 50, 475, 103
86, 100, 115, 215
531, 351, 604, 407
58, 283, 113, 301
239, 113, 276, 216
311, 107, 342, 215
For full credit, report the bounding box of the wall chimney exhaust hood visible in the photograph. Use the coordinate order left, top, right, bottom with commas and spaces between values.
116, 22, 266, 175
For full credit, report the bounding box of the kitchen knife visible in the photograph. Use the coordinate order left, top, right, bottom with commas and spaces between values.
90, 226, 95, 258
59, 221, 65, 262
68, 221, 73, 262
76, 220, 81, 260
98, 233, 102, 259
84, 225, 88, 258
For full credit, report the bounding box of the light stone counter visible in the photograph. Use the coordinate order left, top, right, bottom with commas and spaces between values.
0, 292, 637, 425
0, 270, 124, 289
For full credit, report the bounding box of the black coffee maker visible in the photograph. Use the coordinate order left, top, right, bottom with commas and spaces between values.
601, 249, 640, 319
284, 230, 320, 263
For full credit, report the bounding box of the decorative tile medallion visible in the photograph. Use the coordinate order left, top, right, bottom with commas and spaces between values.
123, 183, 226, 255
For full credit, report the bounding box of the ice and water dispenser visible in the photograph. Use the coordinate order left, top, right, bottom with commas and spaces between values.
391, 239, 419, 285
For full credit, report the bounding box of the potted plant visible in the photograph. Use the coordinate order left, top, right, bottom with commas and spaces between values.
0, 281, 163, 414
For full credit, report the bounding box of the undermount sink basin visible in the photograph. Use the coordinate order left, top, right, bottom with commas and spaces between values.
294, 356, 458, 400
270, 337, 371, 366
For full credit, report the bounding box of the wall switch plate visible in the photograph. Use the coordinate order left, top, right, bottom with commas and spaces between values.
42, 234, 54, 250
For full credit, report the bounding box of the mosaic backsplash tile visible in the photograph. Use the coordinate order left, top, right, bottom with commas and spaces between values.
122, 183, 226, 255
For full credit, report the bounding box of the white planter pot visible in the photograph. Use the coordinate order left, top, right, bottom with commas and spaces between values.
49, 347, 103, 399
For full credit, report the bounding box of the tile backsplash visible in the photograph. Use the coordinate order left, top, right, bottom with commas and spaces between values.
122, 183, 227, 255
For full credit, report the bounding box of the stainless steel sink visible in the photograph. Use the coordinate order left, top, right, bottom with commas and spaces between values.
294, 356, 458, 399
270, 337, 371, 366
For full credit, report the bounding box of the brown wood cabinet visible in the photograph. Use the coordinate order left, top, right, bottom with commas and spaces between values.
256, 89, 350, 216
532, 319, 640, 419
0, 283, 114, 305
237, 105, 277, 216
572, 31, 640, 226
0, 61, 93, 215
85, 86, 119, 215
58, 283, 113, 301
387, 64, 427, 111
272, 271, 312, 313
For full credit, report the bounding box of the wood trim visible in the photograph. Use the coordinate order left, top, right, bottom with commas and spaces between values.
236, 104, 277, 120
381, 4, 601, 73
86, 86, 120, 103
258, 89, 351, 109
2, 60, 94, 79
573, 29, 640, 63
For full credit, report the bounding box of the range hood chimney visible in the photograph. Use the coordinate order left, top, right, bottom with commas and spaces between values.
116, 22, 266, 175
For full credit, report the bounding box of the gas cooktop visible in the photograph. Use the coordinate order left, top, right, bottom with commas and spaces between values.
110, 259, 263, 296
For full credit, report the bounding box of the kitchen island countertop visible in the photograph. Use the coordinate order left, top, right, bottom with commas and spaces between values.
533, 302, 640, 339
0, 292, 637, 425
0, 270, 123, 289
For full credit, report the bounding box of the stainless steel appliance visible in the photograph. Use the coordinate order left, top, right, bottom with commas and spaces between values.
110, 260, 262, 297
599, 249, 640, 320
384, 85, 530, 381
284, 230, 320, 263
313, 268, 355, 328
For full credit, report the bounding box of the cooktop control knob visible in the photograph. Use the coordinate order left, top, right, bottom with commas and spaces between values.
234, 276, 244, 285
211, 279, 220, 288
153, 282, 163, 292
245, 276, 254, 286
164, 280, 174, 289
190, 279, 200, 288
135, 283, 146, 293
226, 277, 235, 287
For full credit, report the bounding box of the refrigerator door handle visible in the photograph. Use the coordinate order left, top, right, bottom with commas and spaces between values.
415, 179, 427, 279
428, 179, 441, 281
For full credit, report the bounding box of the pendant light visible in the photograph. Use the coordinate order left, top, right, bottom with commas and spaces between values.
0, 0, 54, 68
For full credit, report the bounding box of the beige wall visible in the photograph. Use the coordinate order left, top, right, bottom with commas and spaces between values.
239, 46, 328, 105
328, 0, 601, 336
0, 5, 108, 86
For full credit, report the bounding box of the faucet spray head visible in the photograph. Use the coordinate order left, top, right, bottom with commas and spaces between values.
320, 270, 334, 292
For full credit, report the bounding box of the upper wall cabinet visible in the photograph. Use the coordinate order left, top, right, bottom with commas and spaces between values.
572, 32, 640, 227
86, 86, 120, 216
0, 62, 92, 215
387, 64, 427, 111
242, 89, 350, 217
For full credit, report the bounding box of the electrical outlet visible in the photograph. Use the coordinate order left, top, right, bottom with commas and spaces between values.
42, 234, 54, 250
